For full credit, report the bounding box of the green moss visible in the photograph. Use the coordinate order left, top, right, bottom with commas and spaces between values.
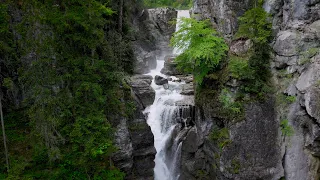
231, 159, 241, 174
196, 170, 209, 179
210, 127, 232, 150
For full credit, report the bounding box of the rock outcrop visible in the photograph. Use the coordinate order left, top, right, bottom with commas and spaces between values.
192, 0, 255, 40
132, 8, 177, 74
154, 75, 169, 85
161, 55, 183, 75
113, 76, 156, 180
129, 75, 155, 108
177, 0, 320, 180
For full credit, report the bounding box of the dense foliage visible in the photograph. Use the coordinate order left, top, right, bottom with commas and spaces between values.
170, 18, 228, 84
144, 0, 193, 9
233, 0, 272, 98
1, 0, 138, 179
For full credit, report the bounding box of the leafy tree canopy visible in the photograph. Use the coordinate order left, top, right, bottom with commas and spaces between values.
170, 18, 228, 84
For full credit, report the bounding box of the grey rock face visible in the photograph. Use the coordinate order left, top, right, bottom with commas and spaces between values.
112, 89, 156, 180
113, 118, 134, 172
147, 8, 177, 58
161, 55, 183, 75
132, 8, 177, 74
129, 75, 155, 108
180, 0, 320, 180
154, 75, 169, 85
192, 0, 254, 40
273, 31, 301, 57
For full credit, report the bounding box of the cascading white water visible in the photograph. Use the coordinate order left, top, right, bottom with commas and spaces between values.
144, 10, 191, 180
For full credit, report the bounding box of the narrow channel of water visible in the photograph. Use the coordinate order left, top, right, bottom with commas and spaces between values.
144, 10, 190, 180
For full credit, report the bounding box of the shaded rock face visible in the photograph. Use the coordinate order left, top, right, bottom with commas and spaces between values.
129, 75, 155, 108
147, 8, 178, 58
178, 0, 320, 180
132, 8, 177, 74
113, 77, 156, 180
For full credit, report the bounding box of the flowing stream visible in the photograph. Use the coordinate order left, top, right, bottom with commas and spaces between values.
144, 10, 191, 180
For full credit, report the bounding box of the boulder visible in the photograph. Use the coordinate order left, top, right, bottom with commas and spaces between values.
230, 39, 252, 56
129, 75, 155, 108
155, 75, 169, 85
273, 31, 301, 57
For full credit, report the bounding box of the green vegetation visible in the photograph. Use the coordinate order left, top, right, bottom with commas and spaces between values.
228, 56, 254, 80
299, 47, 319, 65
210, 127, 231, 150
276, 94, 296, 106
228, 159, 241, 174
144, 0, 193, 9
280, 119, 294, 137
170, 18, 228, 84
219, 89, 242, 115
196, 169, 209, 180
0, 0, 139, 179
233, 0, 273, 98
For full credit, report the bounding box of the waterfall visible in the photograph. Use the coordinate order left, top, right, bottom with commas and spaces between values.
144, 10, 192, 180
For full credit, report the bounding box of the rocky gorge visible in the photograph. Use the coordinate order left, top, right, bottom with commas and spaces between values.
124, 0, 320, 180
0, 0, 319, 179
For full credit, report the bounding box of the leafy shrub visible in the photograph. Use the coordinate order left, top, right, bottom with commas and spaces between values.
219, 89, 242, 114
170, 18, 228, 84
280, 119, 294, 137
228, 56, 254, 80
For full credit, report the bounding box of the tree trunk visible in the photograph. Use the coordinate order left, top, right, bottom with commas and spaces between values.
0, 95, 9, 171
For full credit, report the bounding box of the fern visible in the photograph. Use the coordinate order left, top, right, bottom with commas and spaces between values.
170, 18, 228, 84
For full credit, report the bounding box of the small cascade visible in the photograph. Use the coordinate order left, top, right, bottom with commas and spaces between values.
144, 10, 193, 180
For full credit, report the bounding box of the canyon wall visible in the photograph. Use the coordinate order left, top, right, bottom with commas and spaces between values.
178, 0, 320, 179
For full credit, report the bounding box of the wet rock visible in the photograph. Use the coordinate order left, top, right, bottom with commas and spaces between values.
177, 75, 193, 84
180, 84, 194, 95
113, 88, 156, 180
182, 127, 199, 153
132, 7, 177, 73
155, 75, 169, 85
129, 75, 155, 108
161, 55, 183, 75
